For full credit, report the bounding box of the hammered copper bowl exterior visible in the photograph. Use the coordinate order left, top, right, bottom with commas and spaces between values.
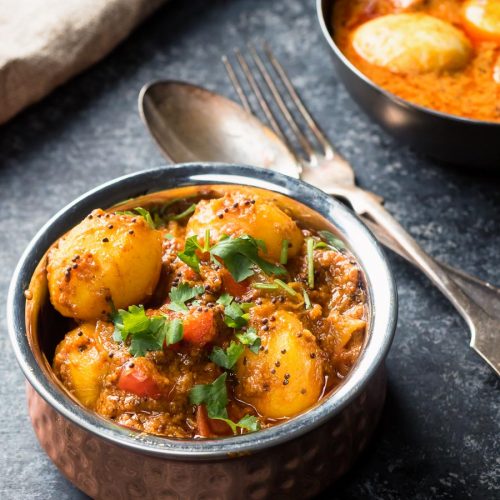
9, 164, 397, 499
28, 369, 386, 500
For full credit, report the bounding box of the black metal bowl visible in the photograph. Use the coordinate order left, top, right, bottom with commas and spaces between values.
317, 0, 500, 169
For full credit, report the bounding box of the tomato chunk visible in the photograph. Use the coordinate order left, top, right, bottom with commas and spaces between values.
118, 365, 162, 399
183, 309, 216, 344
221, 270, 250, 297
195, 405, 232, 438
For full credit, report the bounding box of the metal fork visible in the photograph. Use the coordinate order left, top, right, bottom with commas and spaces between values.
222, 44, 500, 375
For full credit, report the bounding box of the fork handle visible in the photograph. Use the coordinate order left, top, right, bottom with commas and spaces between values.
346, 187, 484, 330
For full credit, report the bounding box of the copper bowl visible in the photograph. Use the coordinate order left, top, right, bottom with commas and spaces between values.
317, 0, 500, 169
7, 164, 397, 499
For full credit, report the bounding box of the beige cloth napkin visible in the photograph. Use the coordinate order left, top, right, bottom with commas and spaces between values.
0, 0, 165, 124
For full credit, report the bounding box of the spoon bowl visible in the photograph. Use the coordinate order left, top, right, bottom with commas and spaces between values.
139, 81, 298, 177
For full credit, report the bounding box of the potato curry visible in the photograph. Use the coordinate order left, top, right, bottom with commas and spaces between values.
333, 0, 500, 121
49, 187, 367, 438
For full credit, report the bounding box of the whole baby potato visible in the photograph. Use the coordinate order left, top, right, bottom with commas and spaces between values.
186, 190, 304, 262
53, 322, 110, 408
236, 310, 324, 419
47, 209, 162, 321
352, 13, 472, 74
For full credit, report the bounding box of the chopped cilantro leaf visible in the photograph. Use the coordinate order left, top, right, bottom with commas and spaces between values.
177, 233, 286, 281
168, 283, 205, 312
216, 292, 233, 306
210, 235, 286, 282
112, 304, 149, 341
189, 373, 228, 419
189, 373, 260, 434
164, 318, 184, 345
252, 282, 279, 291
178, 235, 203, 273
167, 204, 196, 221
303, 289, 312, 310
318, 230, 345, 251
116, 207, 156, 229
235, 327, 261, 354
129, 331, 163, 357
223, 301, 250, 329
280, 239, 289, 265
274, 279, 298, 297
203, 229, 211, 252
209, 341, 244, 369
240, 302, 255, 312
216, 293, 253, 329
307, 238, 315, 289
236, 414, 260, 432
112, 305, 183, 356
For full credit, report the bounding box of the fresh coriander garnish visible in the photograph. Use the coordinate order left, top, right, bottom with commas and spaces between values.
252, 282, 279, 291
280, 239, 289, 265
116, 207, 156, 229
167, 203, 196, 221
318, 230, 345, 251
210, 235, 286, 282
274, 279, 298, 297
163, 318, 183, 345
167, 283, 205, 312
189, 373, 228, 419
235, 327, 261, 354
216, 292, 233, 306
164, 233, 174, 240
252, 279, 298, 297
307, 238, 315, 289
209, 341, 245, 369
303, 289, 312, 310
189, 373, 260, 434
177, 235, 203, 273
223, 301, 251, 329
178, 234, 285, 281
112, 305, 183, 356
218, 414, 260, 435
235, 414, 260, 432
203, 228, 211, 252
216, 293, 253, 329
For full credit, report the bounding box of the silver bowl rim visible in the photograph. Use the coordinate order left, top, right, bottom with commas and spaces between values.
316, 0, 500, 128
7, 163, 397, 460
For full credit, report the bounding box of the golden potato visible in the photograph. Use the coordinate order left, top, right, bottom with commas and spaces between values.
47, 209, 162, 321
352, 14, 472, 74
235, 311, 324, 419
186, 191, 303, 262
53, 322, 110, 408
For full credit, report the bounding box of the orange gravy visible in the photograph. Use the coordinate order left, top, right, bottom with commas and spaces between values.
332, 0, 500, 122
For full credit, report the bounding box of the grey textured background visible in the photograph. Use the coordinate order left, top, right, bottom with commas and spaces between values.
1, 0, 499, 498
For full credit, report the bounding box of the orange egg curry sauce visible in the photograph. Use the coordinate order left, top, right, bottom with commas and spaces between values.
43, 186, 367, 439
332, 0, 500, 122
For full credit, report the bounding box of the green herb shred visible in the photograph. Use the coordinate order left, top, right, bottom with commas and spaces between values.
307, 238, 315, 289
280, 239, 289, 265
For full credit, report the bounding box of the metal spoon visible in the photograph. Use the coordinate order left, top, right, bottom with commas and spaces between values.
139, 81, 500, 372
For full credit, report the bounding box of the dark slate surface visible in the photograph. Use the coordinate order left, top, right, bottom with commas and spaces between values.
1, 0, 499, 498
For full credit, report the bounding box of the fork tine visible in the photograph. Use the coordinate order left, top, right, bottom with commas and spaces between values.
249, 45, 316, 162
263, 42, 335, 159
234, 49, 288, 144
223, 51, 303, 175
222, 55, 252, 115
